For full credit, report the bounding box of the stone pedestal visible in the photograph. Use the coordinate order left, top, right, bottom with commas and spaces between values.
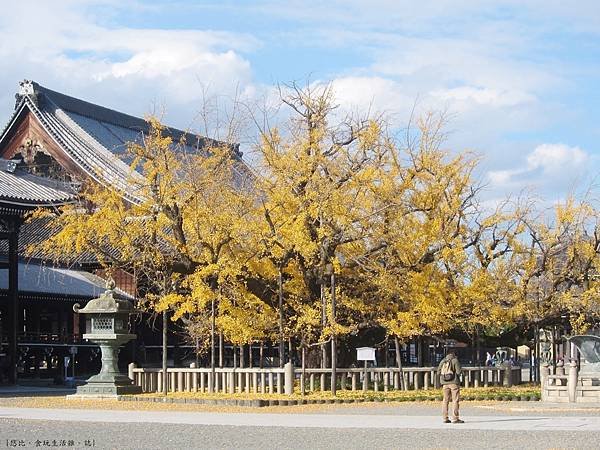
71, 334, 141, 398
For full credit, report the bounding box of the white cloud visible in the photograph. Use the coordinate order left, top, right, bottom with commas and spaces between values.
0, 0, 598, 203
328, 76, 412, 115
430, 87, 535, 108
526, 143, 588, 172
487, 143, 590, 190
0, 1, 258, 129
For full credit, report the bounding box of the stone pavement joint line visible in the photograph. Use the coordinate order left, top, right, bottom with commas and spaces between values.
1, 407, 600, 431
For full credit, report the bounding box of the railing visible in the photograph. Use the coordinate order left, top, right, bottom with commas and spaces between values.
297, 366, 521, 393
15, 333, 86, 345
130, 364, 523, 395
130, 366, 288, 395
541, 362, 578, 402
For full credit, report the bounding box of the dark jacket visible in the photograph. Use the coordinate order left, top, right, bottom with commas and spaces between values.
437, 354, 462, 385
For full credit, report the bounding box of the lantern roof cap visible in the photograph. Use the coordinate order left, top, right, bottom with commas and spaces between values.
73, 278, 134, 314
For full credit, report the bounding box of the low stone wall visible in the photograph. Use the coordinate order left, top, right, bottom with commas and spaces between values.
542, 362, 600, 403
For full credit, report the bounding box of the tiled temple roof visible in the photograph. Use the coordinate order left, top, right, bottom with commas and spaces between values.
0, 261, 133, 301
0, 164, 75, 207
0, 216, 99, 266
1, 80, 238, 204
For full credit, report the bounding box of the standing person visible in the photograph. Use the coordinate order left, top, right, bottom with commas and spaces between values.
438, 350, 463, 424
485, 352, 493, 367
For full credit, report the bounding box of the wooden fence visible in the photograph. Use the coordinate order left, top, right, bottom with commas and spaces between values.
129, 363, 523, 395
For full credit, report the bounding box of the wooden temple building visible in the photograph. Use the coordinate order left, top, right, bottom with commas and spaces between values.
0, 80, 206, 384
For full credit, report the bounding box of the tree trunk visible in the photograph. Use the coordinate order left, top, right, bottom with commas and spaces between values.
219, 332, 224, 368
417, 337, 426, 367
385, 338, 389, 367
321, 283, 328, 369
210, 298, 215, 392
476, 327, 482, 366
331, 271, 337, 396
301, 344, 306, 396
278, 266, 285, 368
259, 342, 264, 369
394, 336, 405, 390
162, 310, 168, 396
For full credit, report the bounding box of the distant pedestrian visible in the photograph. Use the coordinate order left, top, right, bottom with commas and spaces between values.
485, 352, 493, 366
438, 350, 463, 424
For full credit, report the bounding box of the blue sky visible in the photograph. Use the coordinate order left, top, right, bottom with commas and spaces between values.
1, 0, 600, 203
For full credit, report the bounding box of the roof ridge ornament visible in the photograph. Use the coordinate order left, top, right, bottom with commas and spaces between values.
105, 276, 116, 293
16, 80, 38, 108
19, 80, 35, 96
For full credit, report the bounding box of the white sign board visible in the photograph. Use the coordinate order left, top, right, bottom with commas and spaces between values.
356, 347, 376, 361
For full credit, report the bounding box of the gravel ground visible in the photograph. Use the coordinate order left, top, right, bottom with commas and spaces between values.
4, 396, 599, 416
1, 419, 598, 450
1, 397, 599, 449
319, 402, 600, 417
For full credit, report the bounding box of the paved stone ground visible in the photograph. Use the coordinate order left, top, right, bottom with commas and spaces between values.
1, 419, 598, 450
1, 402, 599, 449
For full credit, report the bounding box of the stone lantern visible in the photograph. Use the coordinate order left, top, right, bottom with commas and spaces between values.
70, 279, 141, 397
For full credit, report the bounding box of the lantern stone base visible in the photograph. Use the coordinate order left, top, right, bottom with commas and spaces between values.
69, 334, 141, 398
71, 381, 141, 398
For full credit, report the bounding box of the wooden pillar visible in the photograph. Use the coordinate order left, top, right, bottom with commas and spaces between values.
4, 221, 20, 385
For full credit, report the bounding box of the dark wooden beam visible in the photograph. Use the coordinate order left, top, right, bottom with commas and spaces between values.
4, 218, 20, 385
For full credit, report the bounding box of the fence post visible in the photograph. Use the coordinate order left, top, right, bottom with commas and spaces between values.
568, 361, 578, 403
555, 360, 564, 386
284, 362, 294, 395
414, 371, 421, 390
128, 362, 136, 381
502, 363, 513, 387
434, 369, 440, 389
540, 363, 550, 401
